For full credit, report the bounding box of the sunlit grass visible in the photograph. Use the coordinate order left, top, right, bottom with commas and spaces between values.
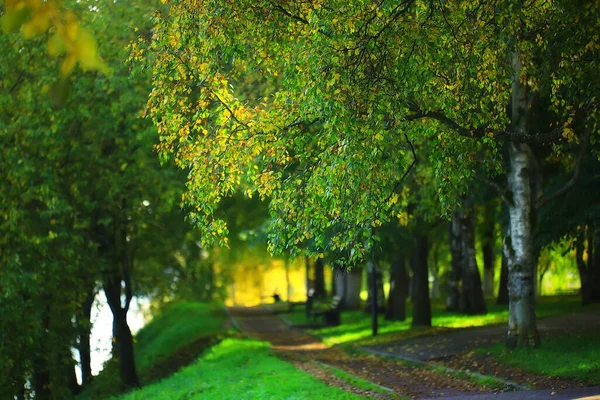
287, 295, 597, 346
478, 333, 600, 384
115, 339, 362, 400
79, 302, 232, 399
135, 302, 231, 371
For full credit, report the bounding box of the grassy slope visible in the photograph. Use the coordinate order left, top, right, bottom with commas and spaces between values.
134, 302, 230, 371
479, 333, 600, 384
81, 302, 231, 399
115, 339, 361, 400
287, 295, 600, 345
88, 302, 367, 399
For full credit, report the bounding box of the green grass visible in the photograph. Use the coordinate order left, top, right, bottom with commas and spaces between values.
287, 295, 599, 346
478, 333, 600, 384
135, 302, 230, 371
114, 339, 362, 400
79, 302, 232, 399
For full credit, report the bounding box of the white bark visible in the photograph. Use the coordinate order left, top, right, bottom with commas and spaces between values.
503, 52, 540, 348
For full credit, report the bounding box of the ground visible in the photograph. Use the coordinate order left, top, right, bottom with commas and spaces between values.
94, 300, 600, 400
229, 304, 600, 399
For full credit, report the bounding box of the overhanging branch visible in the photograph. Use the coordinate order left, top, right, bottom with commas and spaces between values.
537, 129, 591, 209
404, 104, 564, 145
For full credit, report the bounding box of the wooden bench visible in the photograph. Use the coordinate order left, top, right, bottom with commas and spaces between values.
309, 295, 342, 326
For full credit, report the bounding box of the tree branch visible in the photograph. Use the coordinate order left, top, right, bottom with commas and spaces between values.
537, 129, 591, 209
474, 176, 512, 206
381, 133, 417, 206
404, 104, 564, 145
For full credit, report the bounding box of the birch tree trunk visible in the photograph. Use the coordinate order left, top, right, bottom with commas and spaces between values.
504, 52, 540, 348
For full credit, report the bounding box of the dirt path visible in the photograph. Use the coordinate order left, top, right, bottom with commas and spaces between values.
229, 306, 489, 399
363, 309, 600, 391
366, 309, 600, 363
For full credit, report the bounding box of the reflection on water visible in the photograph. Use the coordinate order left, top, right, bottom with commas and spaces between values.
73, 290, 150, 383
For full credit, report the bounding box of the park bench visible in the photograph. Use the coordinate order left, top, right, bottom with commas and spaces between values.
309, 295, 342, 326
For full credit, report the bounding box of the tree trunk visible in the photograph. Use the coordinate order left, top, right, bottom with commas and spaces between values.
482, 203, 496, 297
365, 263, 385, 314
79, 289, 95, 386
386, 252, 408, 321
591, 226, 600, 303
504, 142, 540, 348
113, 310, 138, 389
68, 358, 81, 395
33, 357, 51, 400
504, 51, 540, 348
412, 233, 432, 327
430, 242, 440, 299
459, 208, 488, 315
33, 309, 51, 400
345, 266, 363, 309
16, 380, 26, 400
314, 258, 326, 298
366, 256, 379, 336
446, 215, 462, 311
577, 225, 593, 305
497, 254, 509, 305
104, 276, 139, 389
333, 265, 347, 309
305, 255, 310, 299
285, 259, 291, 302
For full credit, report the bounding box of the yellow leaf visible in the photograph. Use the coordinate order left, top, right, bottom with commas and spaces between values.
22, 11, 51, 38
1, 6, 31, 33
47, 33, 66, 56
60, 54, 77, 77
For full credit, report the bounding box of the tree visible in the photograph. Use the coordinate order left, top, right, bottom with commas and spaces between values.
481, 201, 498, 297
447, 203, 488, 315
142, 0, 599, 348
1, 0, 184, 396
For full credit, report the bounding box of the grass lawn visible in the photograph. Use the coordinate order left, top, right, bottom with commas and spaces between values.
286, 295, 599, 346
115, 339, 362, 400
80, 302, 233, 399
478, 333, 600, 384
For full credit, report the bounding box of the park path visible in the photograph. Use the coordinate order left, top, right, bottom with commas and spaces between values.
228, 306, 487, 399
359, 309, 600, 399
365, 309, 600, 363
